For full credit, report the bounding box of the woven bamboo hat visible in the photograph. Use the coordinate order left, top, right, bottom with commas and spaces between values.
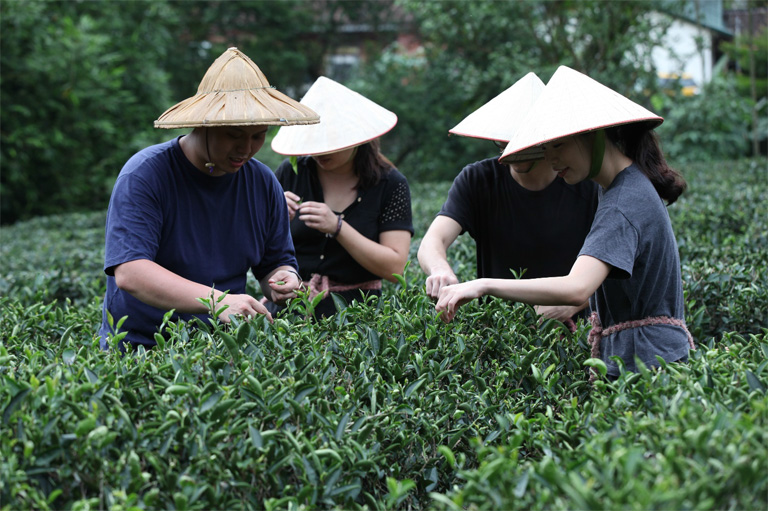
500, 65, 662, 163
449, 72, 545, 142
271, 76, 397, 156
154, 47, 319, 129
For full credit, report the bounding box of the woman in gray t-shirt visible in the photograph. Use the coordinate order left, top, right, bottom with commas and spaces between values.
435, 66, 694, 378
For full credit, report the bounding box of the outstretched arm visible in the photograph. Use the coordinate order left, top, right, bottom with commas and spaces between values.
417, 215, 462, 298
114, 259, 274, 323
435, 255, 610, 323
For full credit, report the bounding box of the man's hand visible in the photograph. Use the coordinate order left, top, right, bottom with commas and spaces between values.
425, 270, 459, 300
218, 293, 273, 324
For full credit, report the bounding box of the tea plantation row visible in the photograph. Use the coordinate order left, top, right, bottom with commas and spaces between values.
1, 158, 766, 510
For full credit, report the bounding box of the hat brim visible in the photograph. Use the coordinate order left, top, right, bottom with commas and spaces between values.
500, 118, 662, 164
271, 120, 397, 156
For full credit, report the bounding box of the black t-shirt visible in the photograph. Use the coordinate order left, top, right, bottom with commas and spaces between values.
439, 157, 599, 280
273, 157, 413, 315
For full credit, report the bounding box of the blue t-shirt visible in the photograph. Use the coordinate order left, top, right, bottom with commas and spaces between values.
99, 137, 297, 348
579, 164, 691, 375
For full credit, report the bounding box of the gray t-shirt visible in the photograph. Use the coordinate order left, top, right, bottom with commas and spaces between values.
579, 164, 691, 375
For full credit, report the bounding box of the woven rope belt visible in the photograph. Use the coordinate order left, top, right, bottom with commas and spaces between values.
307, 273, 382, 301
587, 312, 695, 381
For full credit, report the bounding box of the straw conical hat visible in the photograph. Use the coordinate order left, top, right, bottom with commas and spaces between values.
271, 76, 397, 156
155, 47, 320, 128
449, 72, 545, 142
500, 65, 663, 163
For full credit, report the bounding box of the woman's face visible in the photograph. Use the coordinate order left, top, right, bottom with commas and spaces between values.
542, 135, 592, 184
312, 146, 357, 174
207, 126, 268, 174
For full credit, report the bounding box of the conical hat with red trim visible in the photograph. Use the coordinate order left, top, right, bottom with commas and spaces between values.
449, 72, 545, 143
500, 66, 662, 163
271, 76, 397, 156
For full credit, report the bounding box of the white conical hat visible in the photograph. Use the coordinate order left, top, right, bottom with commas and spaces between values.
155, 47, 319, 128
271, 76, 397, 156
500, 65, 663, 163
449, 72, 545, 142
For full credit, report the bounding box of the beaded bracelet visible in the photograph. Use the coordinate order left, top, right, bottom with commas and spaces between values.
327, 214, 343, 238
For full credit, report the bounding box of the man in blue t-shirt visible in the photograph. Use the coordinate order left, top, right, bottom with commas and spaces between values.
98, 48, 319, 350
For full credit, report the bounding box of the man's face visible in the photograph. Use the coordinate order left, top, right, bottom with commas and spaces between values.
207, 126, 268, 173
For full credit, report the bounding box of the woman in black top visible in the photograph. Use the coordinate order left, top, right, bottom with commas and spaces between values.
268, 77, 413, 317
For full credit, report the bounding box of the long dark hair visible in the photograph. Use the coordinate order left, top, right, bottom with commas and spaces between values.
354, 138, 394, 190
606, 123, 686, 205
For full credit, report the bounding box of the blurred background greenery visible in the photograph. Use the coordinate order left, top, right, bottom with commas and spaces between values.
1, 0, 766, 225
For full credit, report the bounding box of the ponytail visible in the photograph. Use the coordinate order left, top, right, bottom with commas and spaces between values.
606, 124, 687, 205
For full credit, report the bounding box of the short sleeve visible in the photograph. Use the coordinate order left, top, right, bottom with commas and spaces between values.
579, 206, 637, 279
249, 165, 298, 280
438, 164, 476, 234
104, 172, 163, 276
379, 169, 414, 235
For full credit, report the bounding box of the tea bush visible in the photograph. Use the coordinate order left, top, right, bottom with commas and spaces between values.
1, 158, 766, 510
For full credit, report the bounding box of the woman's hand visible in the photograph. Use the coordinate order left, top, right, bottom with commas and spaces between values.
266, 268, 303, 303
297, 201, 339, 234
435, 280, 485, 323
284, 191, 302, 221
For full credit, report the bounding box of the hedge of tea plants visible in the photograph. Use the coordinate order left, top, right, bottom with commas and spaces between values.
1, 158, 766, 510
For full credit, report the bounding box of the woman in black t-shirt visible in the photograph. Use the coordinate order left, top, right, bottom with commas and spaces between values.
267, 77, 413, 317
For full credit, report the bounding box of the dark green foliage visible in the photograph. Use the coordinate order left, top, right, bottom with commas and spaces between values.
1, 158, 766, 509
720, 24, 768, 125
0, 0, 179, 224
431, 333, 768, 510
0, 0, 325, 225
0, 212, 106, 306
0, 285, 592, 510
655, 59, 756, 163
673, 159, 768, 338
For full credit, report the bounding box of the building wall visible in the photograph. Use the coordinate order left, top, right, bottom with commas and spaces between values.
651, 13, 716, 88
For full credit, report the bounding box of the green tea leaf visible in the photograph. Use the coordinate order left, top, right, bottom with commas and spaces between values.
746, 370, 765, 393
3, 388, 31, 425
584, 358, 608, 377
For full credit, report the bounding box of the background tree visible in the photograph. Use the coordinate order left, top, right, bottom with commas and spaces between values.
1, 0, 179, 224
1, 0, 318, 225
721, 25, 767, 156
354, 0, 678, 181
2, 0, 760, 224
